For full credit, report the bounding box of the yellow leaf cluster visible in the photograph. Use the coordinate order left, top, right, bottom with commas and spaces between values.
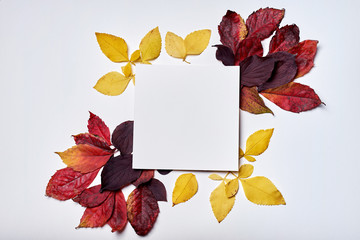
165, 29, 211, 63
172, 173, 198, 206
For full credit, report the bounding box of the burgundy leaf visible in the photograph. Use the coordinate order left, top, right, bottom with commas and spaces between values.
240, 86, 273, 115
108, 190, 128, 232
157, 170, 172, 175
235, 37, 263, 65
112, 121, 134, 155
258, 51, 297, 92
288, 40, 318, 78
73, 185, 111, 208
145, 179, 167, 202
101, 155, 141, 192
218, 10, 247, 54
127, 185, 159, 236
87, 112, 111, 146
213, 45, 235, 66
73, 133, 112, 151
133, 170, 155, 187
240, 55, 275, 87
46, 167, 99, 201
246, 8, 285, 40
269, 24, 300, 53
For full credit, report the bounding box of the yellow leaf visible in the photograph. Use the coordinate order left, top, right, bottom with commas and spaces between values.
121, 62, 132, 77
130, 49, 141, 63
172, 173, 198, 206
210, 182, 235, 223
238, 164, 254, 178
240, 177, 286, 205
244, 155, 256, 162
245, 128, 274, 156
225, 178, 239, 198
238, 15, 248, 41
208, 174, 223, 181
184, 29, 211, 55
239, 148, 244, 159
95, 33, 129, 62
165, 32, 186, 59
139, 27, 161, 62
93, 71, 131, 96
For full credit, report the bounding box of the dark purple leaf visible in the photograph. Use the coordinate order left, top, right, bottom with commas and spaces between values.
145, 179, 167, 202
101, 155, 141, 192
240, 55, 275, 87
157, 170, 172, 175
213, 45, 235, 66
258, 51, 297, 92
112, 121, 133, 155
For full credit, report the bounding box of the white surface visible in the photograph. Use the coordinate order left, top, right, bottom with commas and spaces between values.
133, 65, 239, 171
1, 0, 360, 239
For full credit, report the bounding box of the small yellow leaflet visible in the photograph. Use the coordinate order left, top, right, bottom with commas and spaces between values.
225, 178, 239, 198
139, 27, 161, 63
172, 173, 198, 206
210, 181, 235, 223
238, 164, 254, 178
93, 71, 131, 96
95, 33, 129, 62
208, 174, 223, 180
245, 128, 274, 156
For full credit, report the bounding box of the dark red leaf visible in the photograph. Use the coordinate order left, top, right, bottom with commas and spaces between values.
258, 51, 297, 92
218, 10, 247, 54
261, 82, 322, 113
73, 185, 111, 208
145, 179, 167, 202
240, 55, 275, 87
157, 170, 172, 175
246, 8, 285, 40
213, 45, 235, 66
101, 155, 141, 192
73, 133, 112, 151
88, 112, 111, 146
77, 193, 115, 228
112, 121, 133, 155
288, 40, 318, 78
235, 37, 263, 65
108, 190, 128, 232
240, 86, 273, 114
133, 170, 155, 187
127, 185, 159, 236
269, 24, 300, 53
46, 167, 99, 201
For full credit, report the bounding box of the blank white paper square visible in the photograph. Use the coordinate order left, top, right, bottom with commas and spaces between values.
133, 65, 239, 171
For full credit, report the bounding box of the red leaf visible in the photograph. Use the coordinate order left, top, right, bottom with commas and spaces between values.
213, 45, 235, 66
112, 121, 134, 155
88, 112, 111, 146
235, 37, 263, 65
240, 55, 275, 87
127, 185, 159, 236
240, 86, 273, 115
56, 144, 113, 173
77, 193, 115, 228
288, 40, 318, 78
145, 179, 167, 202
46, 167, 99, 201
218, 10, 247, 54
73, 185, 111, 208
261, 82, 322, 113
246, 8, 285, 40
73, 133, 112, 151
108, 190, 128, 232
133, 170, 155, 187
269, 24, 300, 53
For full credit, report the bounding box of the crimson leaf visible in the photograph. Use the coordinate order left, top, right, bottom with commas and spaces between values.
73, 185, 111, 208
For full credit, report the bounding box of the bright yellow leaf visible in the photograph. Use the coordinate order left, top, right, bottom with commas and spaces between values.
210, 181, 235, 223
225, 178, 239, 198
95, 33, 129, 62
240, 177, 286, 205
93, 71, 131, 96
172, 173, 198, 206
244, 155, 256, 162
130, 49, 141, 63
165, 32, 186, 59
121, 62, 132, 77
239, 148, 244, 159
238, 164, 254, 178
139, 26, 161, 62
245, 128, 274, 156
184, 29, 211, 55
208, 174, 223, 181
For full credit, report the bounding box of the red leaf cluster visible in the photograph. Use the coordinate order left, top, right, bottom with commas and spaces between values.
215, 8, 322, 114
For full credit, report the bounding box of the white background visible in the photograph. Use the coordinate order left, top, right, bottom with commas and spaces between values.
1, 0, 359, 239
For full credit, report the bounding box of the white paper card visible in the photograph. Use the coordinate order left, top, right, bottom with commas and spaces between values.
133, 65, 239, 171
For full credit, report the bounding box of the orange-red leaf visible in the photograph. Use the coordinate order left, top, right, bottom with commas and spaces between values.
269, 24, 300, 53
235, 37, 263, 65
261, 82, 322, 113
240, 86, 273, 114
46, 167, 99, 201
288, 40, 318, 78
73, 133, 112, 151
77, 192, 115, 228
56, 144, 113, 173
108, 190, 128, 232
88, 112, 111, 145
73, 185, 111, 208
